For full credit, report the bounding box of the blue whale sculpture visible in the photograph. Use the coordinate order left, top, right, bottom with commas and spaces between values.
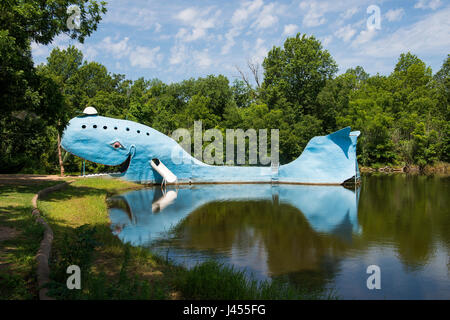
61, 110, 360, 185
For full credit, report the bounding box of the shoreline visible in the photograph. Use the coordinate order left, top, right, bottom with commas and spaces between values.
360, 162, 449, 175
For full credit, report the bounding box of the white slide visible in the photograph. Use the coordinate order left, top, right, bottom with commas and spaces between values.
150, 158, 177, 183
151, 190, 177, 212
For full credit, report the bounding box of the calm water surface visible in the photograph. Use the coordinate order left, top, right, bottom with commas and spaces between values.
108, 174, 449, 299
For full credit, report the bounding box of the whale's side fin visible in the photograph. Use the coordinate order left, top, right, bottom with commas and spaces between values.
278, 127, 360, 184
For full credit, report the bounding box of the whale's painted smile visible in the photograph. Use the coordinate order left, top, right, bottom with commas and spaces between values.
118, 153, 132, 174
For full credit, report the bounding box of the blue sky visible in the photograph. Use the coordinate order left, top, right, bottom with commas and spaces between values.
32, 0, 450, 83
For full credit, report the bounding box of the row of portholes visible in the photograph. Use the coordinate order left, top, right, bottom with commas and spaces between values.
81, 124, 150, 136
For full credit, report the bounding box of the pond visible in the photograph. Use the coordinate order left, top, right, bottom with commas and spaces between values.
107, 174, 449, 299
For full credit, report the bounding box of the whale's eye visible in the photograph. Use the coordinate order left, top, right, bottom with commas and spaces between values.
111, 141, 124, 149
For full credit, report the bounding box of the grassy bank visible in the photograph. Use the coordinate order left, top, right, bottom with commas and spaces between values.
36, 178, 172, 299
35, 177, 329, 300
0, 179, 61, 299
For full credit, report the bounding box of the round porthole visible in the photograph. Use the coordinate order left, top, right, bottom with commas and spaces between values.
93, 125, 97, 129
114, 127, 118, 130
137, 130, 140, 134
103, 126, 107, 130
126, 128, 130, 131
146, 132, 149, 136
82, 125, 86, 129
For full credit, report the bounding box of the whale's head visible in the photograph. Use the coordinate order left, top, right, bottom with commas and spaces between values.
61, 113, 150, 174
61, 109, 194, 182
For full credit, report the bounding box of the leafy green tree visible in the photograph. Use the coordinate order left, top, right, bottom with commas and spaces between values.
38, 46, 129, 174
317, 68, 368, 132
179, 94, 220, 129
262, 33, 338, 119
411, 123, 439, 169
231, 79, 253, 108
434, 55, 450, 162
0, 0, 106, 173
1, 0, 107, 46
185, 75, 236, 118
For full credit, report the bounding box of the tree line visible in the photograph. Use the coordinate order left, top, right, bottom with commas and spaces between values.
1, 1, 448, 175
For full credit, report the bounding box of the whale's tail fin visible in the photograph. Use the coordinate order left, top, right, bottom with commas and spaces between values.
278, 127, 360, 185
349, 130, 361, 181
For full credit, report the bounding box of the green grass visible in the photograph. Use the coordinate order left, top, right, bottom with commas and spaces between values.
173, 260, 334, 300
0, 181, 60, 299
37, 177, 177, 300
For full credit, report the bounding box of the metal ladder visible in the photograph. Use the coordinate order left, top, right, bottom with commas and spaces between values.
271, 161, 279, 182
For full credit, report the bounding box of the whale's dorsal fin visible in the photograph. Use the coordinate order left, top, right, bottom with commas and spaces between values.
328, 126, 352, 159
328, 126, 351, 139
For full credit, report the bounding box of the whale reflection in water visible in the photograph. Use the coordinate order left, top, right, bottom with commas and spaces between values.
107, 184, 361, 247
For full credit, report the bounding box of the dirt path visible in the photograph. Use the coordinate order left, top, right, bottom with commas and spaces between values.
0, 174, 63, 186
0, 174, 67, 248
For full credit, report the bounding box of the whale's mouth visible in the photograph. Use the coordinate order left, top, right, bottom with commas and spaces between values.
116, 153, 132, 174
102, 153, 132, 176
62, 147, 133, 176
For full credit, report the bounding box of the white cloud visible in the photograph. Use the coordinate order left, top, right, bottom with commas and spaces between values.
341, 7, 359, 20
169, 43, 188, 65
414, 0, 442, 10
129, 46, 163, 69
351, 28, 377, 46
321, 35, 333, 46
222, 28, 240, 54
169, 45, 214, 70
193, 50, 212, 68
231, 0, 264, 26
356, 6, 450, 57
100, 37, 130, 58
335, 24, 357, 42
251, 38, 268, 64
222, 0, 274, 54
385, 8, 405, 22
175, 7, 221, 42
251, 3, 279, 30
299, 0, 329, 27
176, 7, 198, 23
31, 42, 49, 58
282, 24, 299, 36
83, 46, 98, 61
104, 7, 158, 30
